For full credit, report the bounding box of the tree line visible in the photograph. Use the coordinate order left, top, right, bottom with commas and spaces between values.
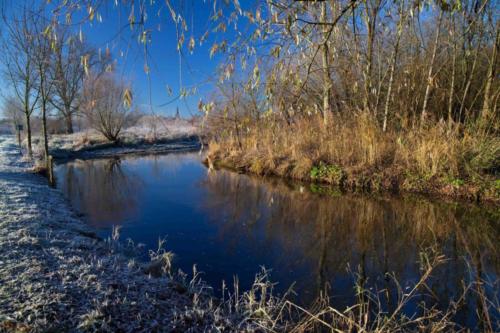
1, 2, 134, 167
199, 0, 498, 134
2, 0, 497, 180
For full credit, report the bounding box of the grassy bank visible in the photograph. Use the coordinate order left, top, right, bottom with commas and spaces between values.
3, 134, 498, 331
26, 130, 201, 176
0, 136, 288, 332
206, 113, 499, 203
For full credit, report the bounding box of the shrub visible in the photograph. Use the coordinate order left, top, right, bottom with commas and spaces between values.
81, 73, 135, 142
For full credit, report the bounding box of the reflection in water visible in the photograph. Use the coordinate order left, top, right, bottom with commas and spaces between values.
55, 153, 499, 330
200, 171, 499, 328
56, 158, 143, 227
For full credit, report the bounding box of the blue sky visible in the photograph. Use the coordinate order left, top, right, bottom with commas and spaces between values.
66, 0, 261, 118
1, 0, 259, 118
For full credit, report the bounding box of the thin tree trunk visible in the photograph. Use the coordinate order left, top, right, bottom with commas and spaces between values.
41, 101, 49, 168
24, 77, 33, 157
458, 30, 482, 123
421, 10, 443, 126
321, 1, 332, 126
480, 23, 499, 126
363, 3, 378, 113
40, 68, 50, 168
383, 50, 398, 132
383, 11, 404, 132
448, 49, 456, 127
25, 113, 32, 158
448, 15, 456, 130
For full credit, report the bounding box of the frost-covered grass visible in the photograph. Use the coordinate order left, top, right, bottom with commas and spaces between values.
49, 117, 198, 151
27, 118, 202, 164
0, 135, 285, 332
48, 118, 200, 152
2, 134, 496, 332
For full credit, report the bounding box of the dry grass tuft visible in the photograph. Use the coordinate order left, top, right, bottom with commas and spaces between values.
207, 112, 499, 201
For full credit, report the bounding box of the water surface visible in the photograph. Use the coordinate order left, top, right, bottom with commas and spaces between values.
55, 153, 499, 330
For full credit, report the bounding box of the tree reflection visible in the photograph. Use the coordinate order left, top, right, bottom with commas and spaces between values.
200, 170, 499, 325
57, 158, 143, 228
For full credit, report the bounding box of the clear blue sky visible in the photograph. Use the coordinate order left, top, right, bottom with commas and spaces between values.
1, 0, 259, 118
79, 1, 217, 117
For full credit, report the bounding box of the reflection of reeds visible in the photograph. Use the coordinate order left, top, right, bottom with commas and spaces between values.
191, 248, 497, 332
199, 169, 499, 329
282, 248, 452, 332
202, 168, 498, 259
211, 248, 499, 332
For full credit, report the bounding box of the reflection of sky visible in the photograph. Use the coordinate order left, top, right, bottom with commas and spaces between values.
55, 153, 499, 330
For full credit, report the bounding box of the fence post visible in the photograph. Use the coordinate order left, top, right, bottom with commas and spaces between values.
48, 155, 55, 187
16, 129, 21, 147
16, 124, 23, 147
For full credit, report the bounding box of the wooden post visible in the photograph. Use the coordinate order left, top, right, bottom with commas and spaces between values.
16, 129, 21, 147
48, 155, 55, 187
16, 124, 23, 148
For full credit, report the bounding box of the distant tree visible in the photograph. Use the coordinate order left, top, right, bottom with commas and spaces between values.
1, 5, 40, 157
2, 96, 24, 130
49, 27, 107, 134
81, 73, 134, 142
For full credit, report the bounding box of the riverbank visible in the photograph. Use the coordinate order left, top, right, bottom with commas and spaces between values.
41, 129, 203, 161
208, 154, 500, 204
0, 135, 281, 332
2, 134, 498, 332
206, 115, 500, 204
49, 134, 202, 161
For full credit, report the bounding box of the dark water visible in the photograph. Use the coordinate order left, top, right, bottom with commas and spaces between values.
55, 153, 499, 330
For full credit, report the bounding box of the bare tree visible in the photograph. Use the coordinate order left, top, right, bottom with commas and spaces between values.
480, 21, 499, 127
420, 9, 443, 125
382, 0, 407, 132
1, 5, 40, 157
32, 13, 55, 168
362, 0, 383, 114
50, 27, 105, 134
2, 96, 23, 127
81, 73, 133, 142
320, 1, 333, 125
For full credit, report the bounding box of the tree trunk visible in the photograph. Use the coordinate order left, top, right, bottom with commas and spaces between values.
383, 13, 403, 132
458, 30, 482, 123
25, 113, 32, 158
363, 2, 379, 114
41, 101, 49, 168
421, 10, 443, 126
480, 23, 499, 127
40, 67, 49, 168
321, 2, 332, 126
448, 43, 456, 129
24, 77, 33, 158
65, 110, 74, 134
383, 50, 397, 132
448, 14, 456, 130
16, 128, 21, 147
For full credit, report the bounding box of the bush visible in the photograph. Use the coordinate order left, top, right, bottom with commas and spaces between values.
81, 73, 135, 142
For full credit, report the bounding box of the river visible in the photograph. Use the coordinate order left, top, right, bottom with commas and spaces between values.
54, 152, 499, 330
